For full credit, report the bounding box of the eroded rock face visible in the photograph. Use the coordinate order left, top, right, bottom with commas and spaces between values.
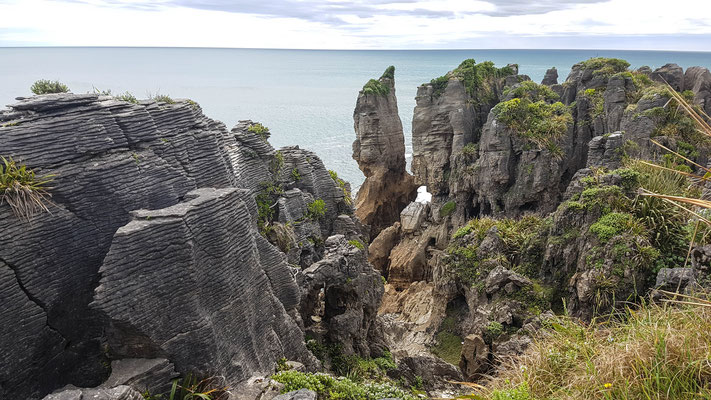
94, 188, 315, 383
297, 235, 384, 356
650, 63, 684, 91
353, 67, 417, 237
0, 94, 373, 399
542, 67, 559, 86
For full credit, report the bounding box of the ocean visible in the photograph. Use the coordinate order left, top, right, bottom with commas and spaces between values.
2, 47, 711, 188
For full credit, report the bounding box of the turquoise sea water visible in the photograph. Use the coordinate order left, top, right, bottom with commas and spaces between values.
2, 47, 711, 187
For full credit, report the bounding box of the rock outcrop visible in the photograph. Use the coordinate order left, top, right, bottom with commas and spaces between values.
541, 67, 558, 86
352, 57, 711, 389
0, 94, 378, 399
353, 66, 417, 238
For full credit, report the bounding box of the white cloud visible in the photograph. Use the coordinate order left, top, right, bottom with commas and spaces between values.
0, 0, 709, 49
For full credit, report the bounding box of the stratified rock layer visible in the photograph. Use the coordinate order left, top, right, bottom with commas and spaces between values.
353, 67, 417, 237
0, 94, 374, 399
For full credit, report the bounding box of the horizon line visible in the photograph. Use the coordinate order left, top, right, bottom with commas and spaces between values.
1, 45, 711, 54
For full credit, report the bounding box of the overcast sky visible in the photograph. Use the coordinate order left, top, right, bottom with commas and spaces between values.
1, 0, 710, 50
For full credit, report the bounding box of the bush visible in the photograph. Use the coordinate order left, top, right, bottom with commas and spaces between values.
247, 123, 270, 141
362, 79, 390, 96
329, 170, 352, 206
380, 66, 395, 80
492, 98, 572, 157
307, 199, 327, 219
271, 370, 417, 400
589, 212, 646, 243
31, 79, 69, 95
0, 157, 55, 221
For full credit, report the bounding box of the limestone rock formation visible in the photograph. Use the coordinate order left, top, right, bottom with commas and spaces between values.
0, 93, 374, 399
297, 235, 384, 356
353, 66, 417, 237
541, 67, 558, 85
650, 63, 684, 90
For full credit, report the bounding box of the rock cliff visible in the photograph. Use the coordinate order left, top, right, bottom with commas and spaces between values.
357, 58, 711, 389
0, 94, 380, 399
353, 66, 417, 238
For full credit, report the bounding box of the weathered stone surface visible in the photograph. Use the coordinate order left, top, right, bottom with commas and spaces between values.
368, 223, 402, 275
650, 63, 684, 91
353, 67, 417, 237
42, 385, 143, 400
101, 358, 178, 395
273, 389, 318, 400
459, 334, 489, 379
587, 132, 625, 169
0, 94, 363, 399
297, 235, 384, 356
541, 67, 558, 85
655, 268, 697, 291
684, 66, 711, 115
400, 201, 428, 233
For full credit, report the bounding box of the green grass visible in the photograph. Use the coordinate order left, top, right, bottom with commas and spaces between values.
380, 65, 395, 80
480, 301, 711, 400
142, 374, 229, 400
440, 201, 457, 217
329, 170, 352, 206
348, 239, 365, 250
428, 59, 513, 99
30, 79, 69, 95
116, 92, 139, 104
579, 57, 630, 76
151, 94, 175, 104
0, 156, 55, 221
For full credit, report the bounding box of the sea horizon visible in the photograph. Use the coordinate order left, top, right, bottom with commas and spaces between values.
3, 47, 711, 188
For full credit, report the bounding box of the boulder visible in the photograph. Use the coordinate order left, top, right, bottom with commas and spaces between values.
459, 334, 489, 379
42, 385, 143, 400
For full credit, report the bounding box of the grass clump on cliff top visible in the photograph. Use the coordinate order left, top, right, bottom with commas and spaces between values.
151, 94, 175, 104
31, 79, 70, 95
380, 65, 395, 80
362, 79, 390, 96
492, 96, 572, 158
329, 170, 353, 206
429, 59, 514, 98
0, 156, 55, 221
479, 301, 711, 400
580, 57, 630, 76
116, 92, 139, 104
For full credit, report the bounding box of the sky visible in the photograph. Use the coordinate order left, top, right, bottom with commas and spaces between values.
0, 0, 710, 50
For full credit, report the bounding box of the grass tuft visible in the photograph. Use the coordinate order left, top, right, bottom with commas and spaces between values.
31, 79, 69, 95
0, 157, 55, 221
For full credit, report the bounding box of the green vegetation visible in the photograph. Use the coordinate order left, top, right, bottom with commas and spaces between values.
462, 143, 478, 156
291, 168, 301, 181
492, 82, 572, 157
380, 65, 395, 80
142, 374, 228, 400
247, 122, 270, 141
440, 201, 457, 217
362, 79, 390, 96
329, 170, 353, 206
429, 59, 513, 99
307, 199, 327, 219
504, 81, 559, 103
481, 301, 711, 400
152, 94, 175, 104
255, 181, 283, 234
271, 370, 417, 400
579, 57, 630, 76
0, 156, 55, 221
30, 79, 69, 95
348, 239, 365, 250
581, 88, 605, 119
431, 306, 463, 365
116, 92, 139, 104
589, 212, 645, 243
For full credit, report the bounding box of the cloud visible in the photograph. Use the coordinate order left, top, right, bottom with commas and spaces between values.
58, 0, 611, 25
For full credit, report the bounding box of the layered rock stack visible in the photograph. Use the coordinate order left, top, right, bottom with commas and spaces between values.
0, 93, 381, 399
353, 66, 417, 238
